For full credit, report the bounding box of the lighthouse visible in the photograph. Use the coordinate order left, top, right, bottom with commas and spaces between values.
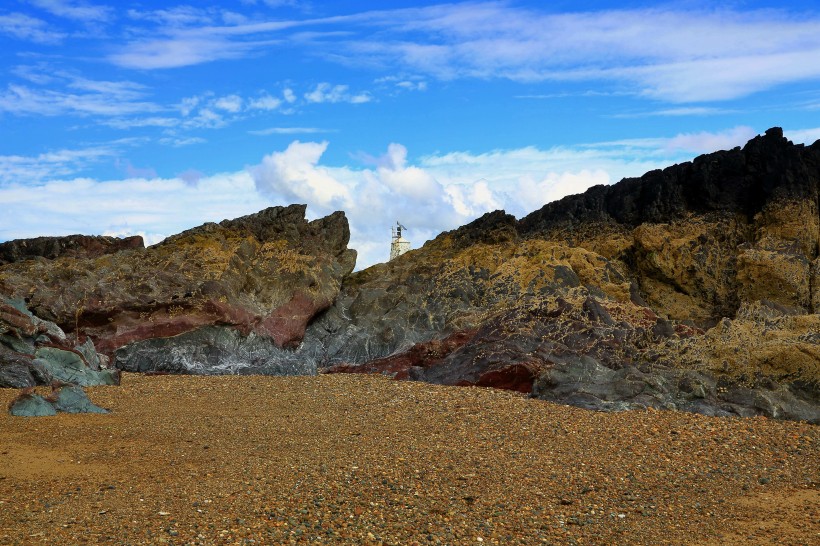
390, 221, 411, 261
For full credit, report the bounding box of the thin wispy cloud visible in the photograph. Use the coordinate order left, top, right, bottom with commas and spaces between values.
589, 126, 758, 155
100, 3, 820, 103
249, 127, 334, 135
0, 12, 65, 43
0, 145, 118, 184
611, 107, 739, 119
30, 0, 113, 23
0, 82, 160, 117
785, 127, 820, 145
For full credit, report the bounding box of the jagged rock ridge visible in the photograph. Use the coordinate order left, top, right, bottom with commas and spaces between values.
1, 205, 356, 380
1, 129, 817, 423
320, 128, 819, 423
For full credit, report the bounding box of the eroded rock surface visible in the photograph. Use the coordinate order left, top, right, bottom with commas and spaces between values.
0, 298, 118, 388
0, 205, 356, 377
320, 128, 820, 422
0, 234, 143, 266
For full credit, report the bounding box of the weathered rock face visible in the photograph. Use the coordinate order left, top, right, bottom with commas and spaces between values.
319, 128, 820, 422
0, 234, 144, 266
0, 205, 356, 378
0, 298, 119, 388
520, 127, 820, 321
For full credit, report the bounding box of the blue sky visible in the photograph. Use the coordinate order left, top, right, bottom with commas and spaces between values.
2, 0, 820, 268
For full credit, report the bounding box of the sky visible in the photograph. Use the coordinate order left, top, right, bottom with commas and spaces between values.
2, 1, 820, 269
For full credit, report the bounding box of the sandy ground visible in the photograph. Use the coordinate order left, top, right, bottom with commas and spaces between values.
0, 374, 817, 545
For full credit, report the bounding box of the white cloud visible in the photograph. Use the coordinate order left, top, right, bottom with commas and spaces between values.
283, 88, 296, 103
252, 141, 352, 209
0, 172, 264, 246
376, 143, 439, 202
247, 94, 281, 110
304, 83, 371, 104
785, 127, 820, 145
158, 136, 207, 147
662, 126, 758, 154
0, 145, 118, 184
249, 137, 682, 267
127, 6, 216, 27
611, 106, 738, 119
588, 125, 759, 156
184, 107, 225, 129
30, 0, 113, 23
249, 127, 333, 135
0, 127, 793, 269
98, 3, 820, 103
109, 36, 260, 70
0, 12, 65, 43
0, 73, 160, 117
103, 116, 180, 129
214, 94, 243, 113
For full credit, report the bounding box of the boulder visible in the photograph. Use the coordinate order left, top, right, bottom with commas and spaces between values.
7, 384, 108, 416
8, 391, 57, 417
47, 384, 108, 414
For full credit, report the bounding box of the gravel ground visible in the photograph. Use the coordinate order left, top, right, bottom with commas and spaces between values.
0, 374, 817, 545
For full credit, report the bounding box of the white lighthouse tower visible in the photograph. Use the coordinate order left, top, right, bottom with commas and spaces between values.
390, 221, 411, 261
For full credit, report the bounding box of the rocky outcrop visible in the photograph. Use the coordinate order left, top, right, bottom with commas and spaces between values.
0, 205, 356, 378
0, 298, 119, 388
519, 127, 820, 322
0, 234, 143, 266
2, 130, 817, 423
319, 129, 820, 422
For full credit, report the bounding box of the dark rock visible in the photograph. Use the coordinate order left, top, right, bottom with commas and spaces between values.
519, 127, 819, 233
320, 129, 819, 422
0, 234, 143, 265
0, 348, 40, 388
115, 326, 316, 376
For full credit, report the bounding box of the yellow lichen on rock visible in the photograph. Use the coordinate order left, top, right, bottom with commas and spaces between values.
675, 303, 820, 385
736, 248, 811, 311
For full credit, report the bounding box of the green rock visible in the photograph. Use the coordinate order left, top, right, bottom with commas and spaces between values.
34, 347, 119, 386
49, 385, 108, 414
8, 394, 57, 417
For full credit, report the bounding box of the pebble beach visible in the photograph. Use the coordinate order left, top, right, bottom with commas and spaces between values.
1, 374, 817, 545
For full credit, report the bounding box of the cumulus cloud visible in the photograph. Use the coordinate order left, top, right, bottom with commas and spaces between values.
250, 138, 679, 267
253, 141, 352, 209
0, 128, 781, 269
